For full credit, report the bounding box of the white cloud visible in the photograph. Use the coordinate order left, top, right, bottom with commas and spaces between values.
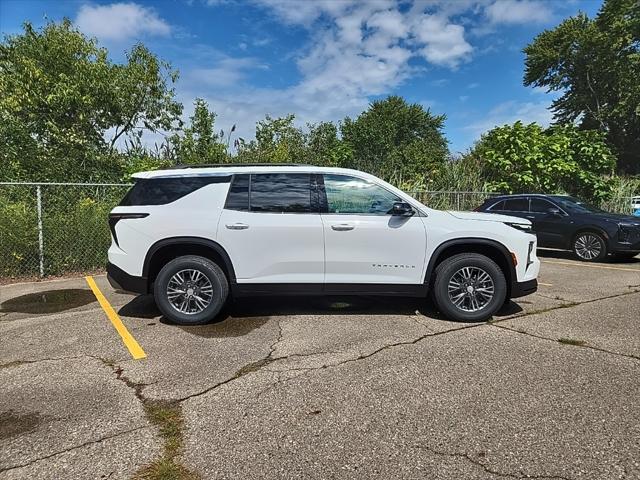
76, 3, 171, 41
367, 9, 409, 38
485, 0, 552, 24
178, 0, 561, 149
175, 0, 480, 146
185, 57, 267, 88
412, 14, 473, 68
252, 0, 364, 26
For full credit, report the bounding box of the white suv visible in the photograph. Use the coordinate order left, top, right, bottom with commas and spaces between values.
107, 165, 539, 324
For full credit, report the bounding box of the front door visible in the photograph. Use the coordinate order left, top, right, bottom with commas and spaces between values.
528, 197, 571, 248
320, 174, 427, 285
217, 173, 324, 284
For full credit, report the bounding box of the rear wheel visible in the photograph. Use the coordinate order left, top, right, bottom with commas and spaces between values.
154, 255, 228, 325
432, 253, 507, 322
572, 232, 607, 262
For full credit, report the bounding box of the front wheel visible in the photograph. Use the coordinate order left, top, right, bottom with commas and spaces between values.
154, 255, 229, 325
572, 232, 607, 262
432, 253, 507, 322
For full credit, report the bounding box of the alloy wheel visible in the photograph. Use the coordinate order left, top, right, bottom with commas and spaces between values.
447, 266, 495, 312
166, 269, 214, 314
574, 234, 602, 260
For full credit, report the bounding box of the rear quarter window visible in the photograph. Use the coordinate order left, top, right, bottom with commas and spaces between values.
487, 200, 505, 211
502, 198, 529, 212
120, 176, 230, 206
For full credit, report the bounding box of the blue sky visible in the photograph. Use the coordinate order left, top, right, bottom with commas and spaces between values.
0, 0, 602, 154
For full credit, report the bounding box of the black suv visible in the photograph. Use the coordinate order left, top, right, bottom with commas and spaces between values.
476, 194, 640, 262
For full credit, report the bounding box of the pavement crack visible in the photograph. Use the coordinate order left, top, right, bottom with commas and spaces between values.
251, 290, 640, 398
0, 354, 98, 370
177, 318, 286, 403
177, 291, 640, 403
93, 357, 199, 479
534, 293, 573, 303
490, 323, 640, 362
493, 289, 639, 323
0, 426, 147, 473
411, 442, 572, 480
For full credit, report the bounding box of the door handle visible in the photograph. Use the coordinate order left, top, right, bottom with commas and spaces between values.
331, 224, 354, 231
526, 216, 535, 219
226, 223, 249, 230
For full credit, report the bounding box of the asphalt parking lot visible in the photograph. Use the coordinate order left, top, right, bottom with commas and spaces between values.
1, 250, 639, 480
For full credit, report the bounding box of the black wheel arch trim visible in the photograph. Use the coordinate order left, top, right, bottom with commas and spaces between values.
424, 238, 517, 293
572, 227, 610, 245
142, 236, 237, 286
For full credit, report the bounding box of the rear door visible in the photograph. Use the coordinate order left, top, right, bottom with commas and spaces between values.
217, 173, 324, 284
319, 174, 427, 285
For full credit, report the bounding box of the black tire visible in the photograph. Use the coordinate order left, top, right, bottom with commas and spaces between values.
154, 255, 229, 325
572, 231, 607, 262
432, 253, 507, 322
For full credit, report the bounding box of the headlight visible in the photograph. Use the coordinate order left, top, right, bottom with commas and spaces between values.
505, 222, 533, 233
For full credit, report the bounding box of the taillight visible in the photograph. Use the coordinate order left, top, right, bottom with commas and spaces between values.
108, 213, 149, 246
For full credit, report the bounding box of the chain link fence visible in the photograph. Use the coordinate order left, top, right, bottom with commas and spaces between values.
0, 183, 131, 280
0, 183, 636, 281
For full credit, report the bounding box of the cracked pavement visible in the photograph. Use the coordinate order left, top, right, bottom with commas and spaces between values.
0, 250, 639, 479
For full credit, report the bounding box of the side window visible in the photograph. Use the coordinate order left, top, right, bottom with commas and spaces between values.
502, 198, 529, 212
250, 173, 312, 213
487, 200, 505, 211
120, 176, 231, 206
530, 198, 555, 213
323, 174, 401, 215
224, 174, 249, 211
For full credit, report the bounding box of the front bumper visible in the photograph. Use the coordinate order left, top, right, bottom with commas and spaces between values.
511, 278, 538, 298
107, 262, 147, 294
613, 226, 640, 252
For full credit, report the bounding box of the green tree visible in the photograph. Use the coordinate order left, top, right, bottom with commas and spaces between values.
236, 114, 307, 163
340, 96, 448, 189
523, 0, 640, 173
170, 98, 227, 165
305, 121, 352, 167
0, 20, 182, 182
475, 121, 616, 202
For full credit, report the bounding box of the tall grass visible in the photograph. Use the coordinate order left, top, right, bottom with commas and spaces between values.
601, 176, 640, 215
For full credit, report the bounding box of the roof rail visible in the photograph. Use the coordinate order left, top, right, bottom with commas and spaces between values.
168, 163, 312, 169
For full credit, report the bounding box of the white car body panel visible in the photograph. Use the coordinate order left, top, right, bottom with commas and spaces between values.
321, 214, 427, 284
217, 209, 324, 283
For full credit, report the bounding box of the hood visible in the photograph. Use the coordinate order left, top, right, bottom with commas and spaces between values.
447, 210, 531, 225
585, 213, 640, 225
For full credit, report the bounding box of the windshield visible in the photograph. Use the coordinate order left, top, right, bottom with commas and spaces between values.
552, 196, 606, 214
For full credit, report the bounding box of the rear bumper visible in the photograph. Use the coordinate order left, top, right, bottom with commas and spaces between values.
107, 262, 147, 294
511, 278, 538, 298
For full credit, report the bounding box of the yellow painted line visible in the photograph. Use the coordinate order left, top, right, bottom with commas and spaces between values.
538, 282, 553, 287
541, 260, 640, 272
85, 276, 147, 360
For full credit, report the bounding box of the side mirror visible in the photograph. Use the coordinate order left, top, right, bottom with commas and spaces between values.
391, 202, 415, 217
547, 207, 562, 216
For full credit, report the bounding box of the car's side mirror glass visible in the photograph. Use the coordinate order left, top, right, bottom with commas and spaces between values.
391, 202, 414, 216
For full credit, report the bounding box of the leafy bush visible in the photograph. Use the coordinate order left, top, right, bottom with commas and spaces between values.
475, 121, 616, 202
0, 191, 39, 277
